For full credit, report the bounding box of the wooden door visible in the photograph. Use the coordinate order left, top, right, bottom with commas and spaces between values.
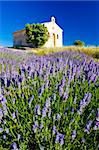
53, 33, 56, 47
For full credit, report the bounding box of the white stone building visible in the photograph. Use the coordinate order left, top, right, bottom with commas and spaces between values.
13, 16, 63, 47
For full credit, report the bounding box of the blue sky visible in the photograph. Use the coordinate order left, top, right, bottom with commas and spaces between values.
0, 1, 99, 46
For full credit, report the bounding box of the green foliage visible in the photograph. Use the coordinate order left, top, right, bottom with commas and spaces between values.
0, 68, 99, 150
73, 40, 85, 47
92, 52, 99, 59
0, 49, 99, 149
25, 23, 49, 48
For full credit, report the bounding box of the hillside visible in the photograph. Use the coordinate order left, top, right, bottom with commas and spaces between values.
0, 47, 99, 150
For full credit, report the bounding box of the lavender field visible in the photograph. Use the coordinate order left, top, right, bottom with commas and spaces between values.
0, 48, 99, 150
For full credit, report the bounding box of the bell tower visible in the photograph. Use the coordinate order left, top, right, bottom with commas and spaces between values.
51, 16, 55, 23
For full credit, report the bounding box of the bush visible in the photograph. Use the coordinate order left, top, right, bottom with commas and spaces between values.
25, 24, 49, 48
74, 40, 85, 47
92, 52, 99, 59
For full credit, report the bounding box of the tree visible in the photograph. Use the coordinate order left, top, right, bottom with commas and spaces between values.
73, 40, 85, 47
25, 23, 49, 48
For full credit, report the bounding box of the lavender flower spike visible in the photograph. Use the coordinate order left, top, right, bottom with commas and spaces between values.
72, 130, 76, 140
0, 109, 3, 121
55, 132, 60, 143
42, 107, 47, 118
28, 95, 34, 107
3, 135, 6, 139
84, 120, 92, 134
55, 132, 64, 146
60, 135, 64, 146
56, 113, 61, 121
12, 112, 16, 119
33, 121, 38, 133
52, 125, 56, 135
94, 108, 99, 130
17, 134, 21, 141
34, 105, 41, 115
0, 128, 3, 133
45, 98, 50, 108
11, 142, 19, 150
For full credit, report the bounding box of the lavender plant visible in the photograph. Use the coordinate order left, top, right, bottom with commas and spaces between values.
0, 48, 99, 150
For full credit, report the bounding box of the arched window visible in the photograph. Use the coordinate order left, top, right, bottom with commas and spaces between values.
57, 34, 59, 39
48, 32, 50, 37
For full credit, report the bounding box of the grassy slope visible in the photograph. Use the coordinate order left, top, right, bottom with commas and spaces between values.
8, 46, 99, 61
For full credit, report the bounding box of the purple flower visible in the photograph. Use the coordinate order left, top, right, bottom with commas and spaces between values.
52, 125, 56, 135
18, 82, 21, 89
11, 142, 18, 150
60, 136, 64, 146
12, 98, 16, 104
42, 98, 51, 118
45, 98, 50, 108
28, 95, 34, 107
55, 132, 64, 145
40, 122, 43, 130
3, 134, 6, 139
0, 94, 7, 106
2, 105, 7, 115
42, 107, 47, 118
96, 108, 99, 120
0, 109, 3, 121
34, 105, 41, 115
55, 133, 60, 143
73, 65, 77, 75
72, 130, 76, 140
4, 74, 7, 87
59, 85, 64, 97
61, 76, 66, 87
74, 96, 77, 104
63, 92, 68, 101
84, 120, 92, 134
56, 113, 61, 120
12, 112, 16, 119
89, 74, 96, 83
78, 93, 92, 115
17, 134, 21, 141
33, 121, 38, 133
70, 118, 74, 123
45, 80, 50, 89
38, 85, 44, 96
0, 128, 3, 133
81, 138, 85, 143
93, 108, 99, 130
48, 108, 51, 117
6, 128, 9, 134
94, 120, 99, 130
71, 108, 74, 113
53, 93, 56, 101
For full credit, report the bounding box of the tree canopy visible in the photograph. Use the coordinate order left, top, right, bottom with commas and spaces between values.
25, 24, 49, 48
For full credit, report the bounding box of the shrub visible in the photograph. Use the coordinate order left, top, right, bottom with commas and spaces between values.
74, 40, 85, 47
92, 52, 99, 59
25, 24, 49, 48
